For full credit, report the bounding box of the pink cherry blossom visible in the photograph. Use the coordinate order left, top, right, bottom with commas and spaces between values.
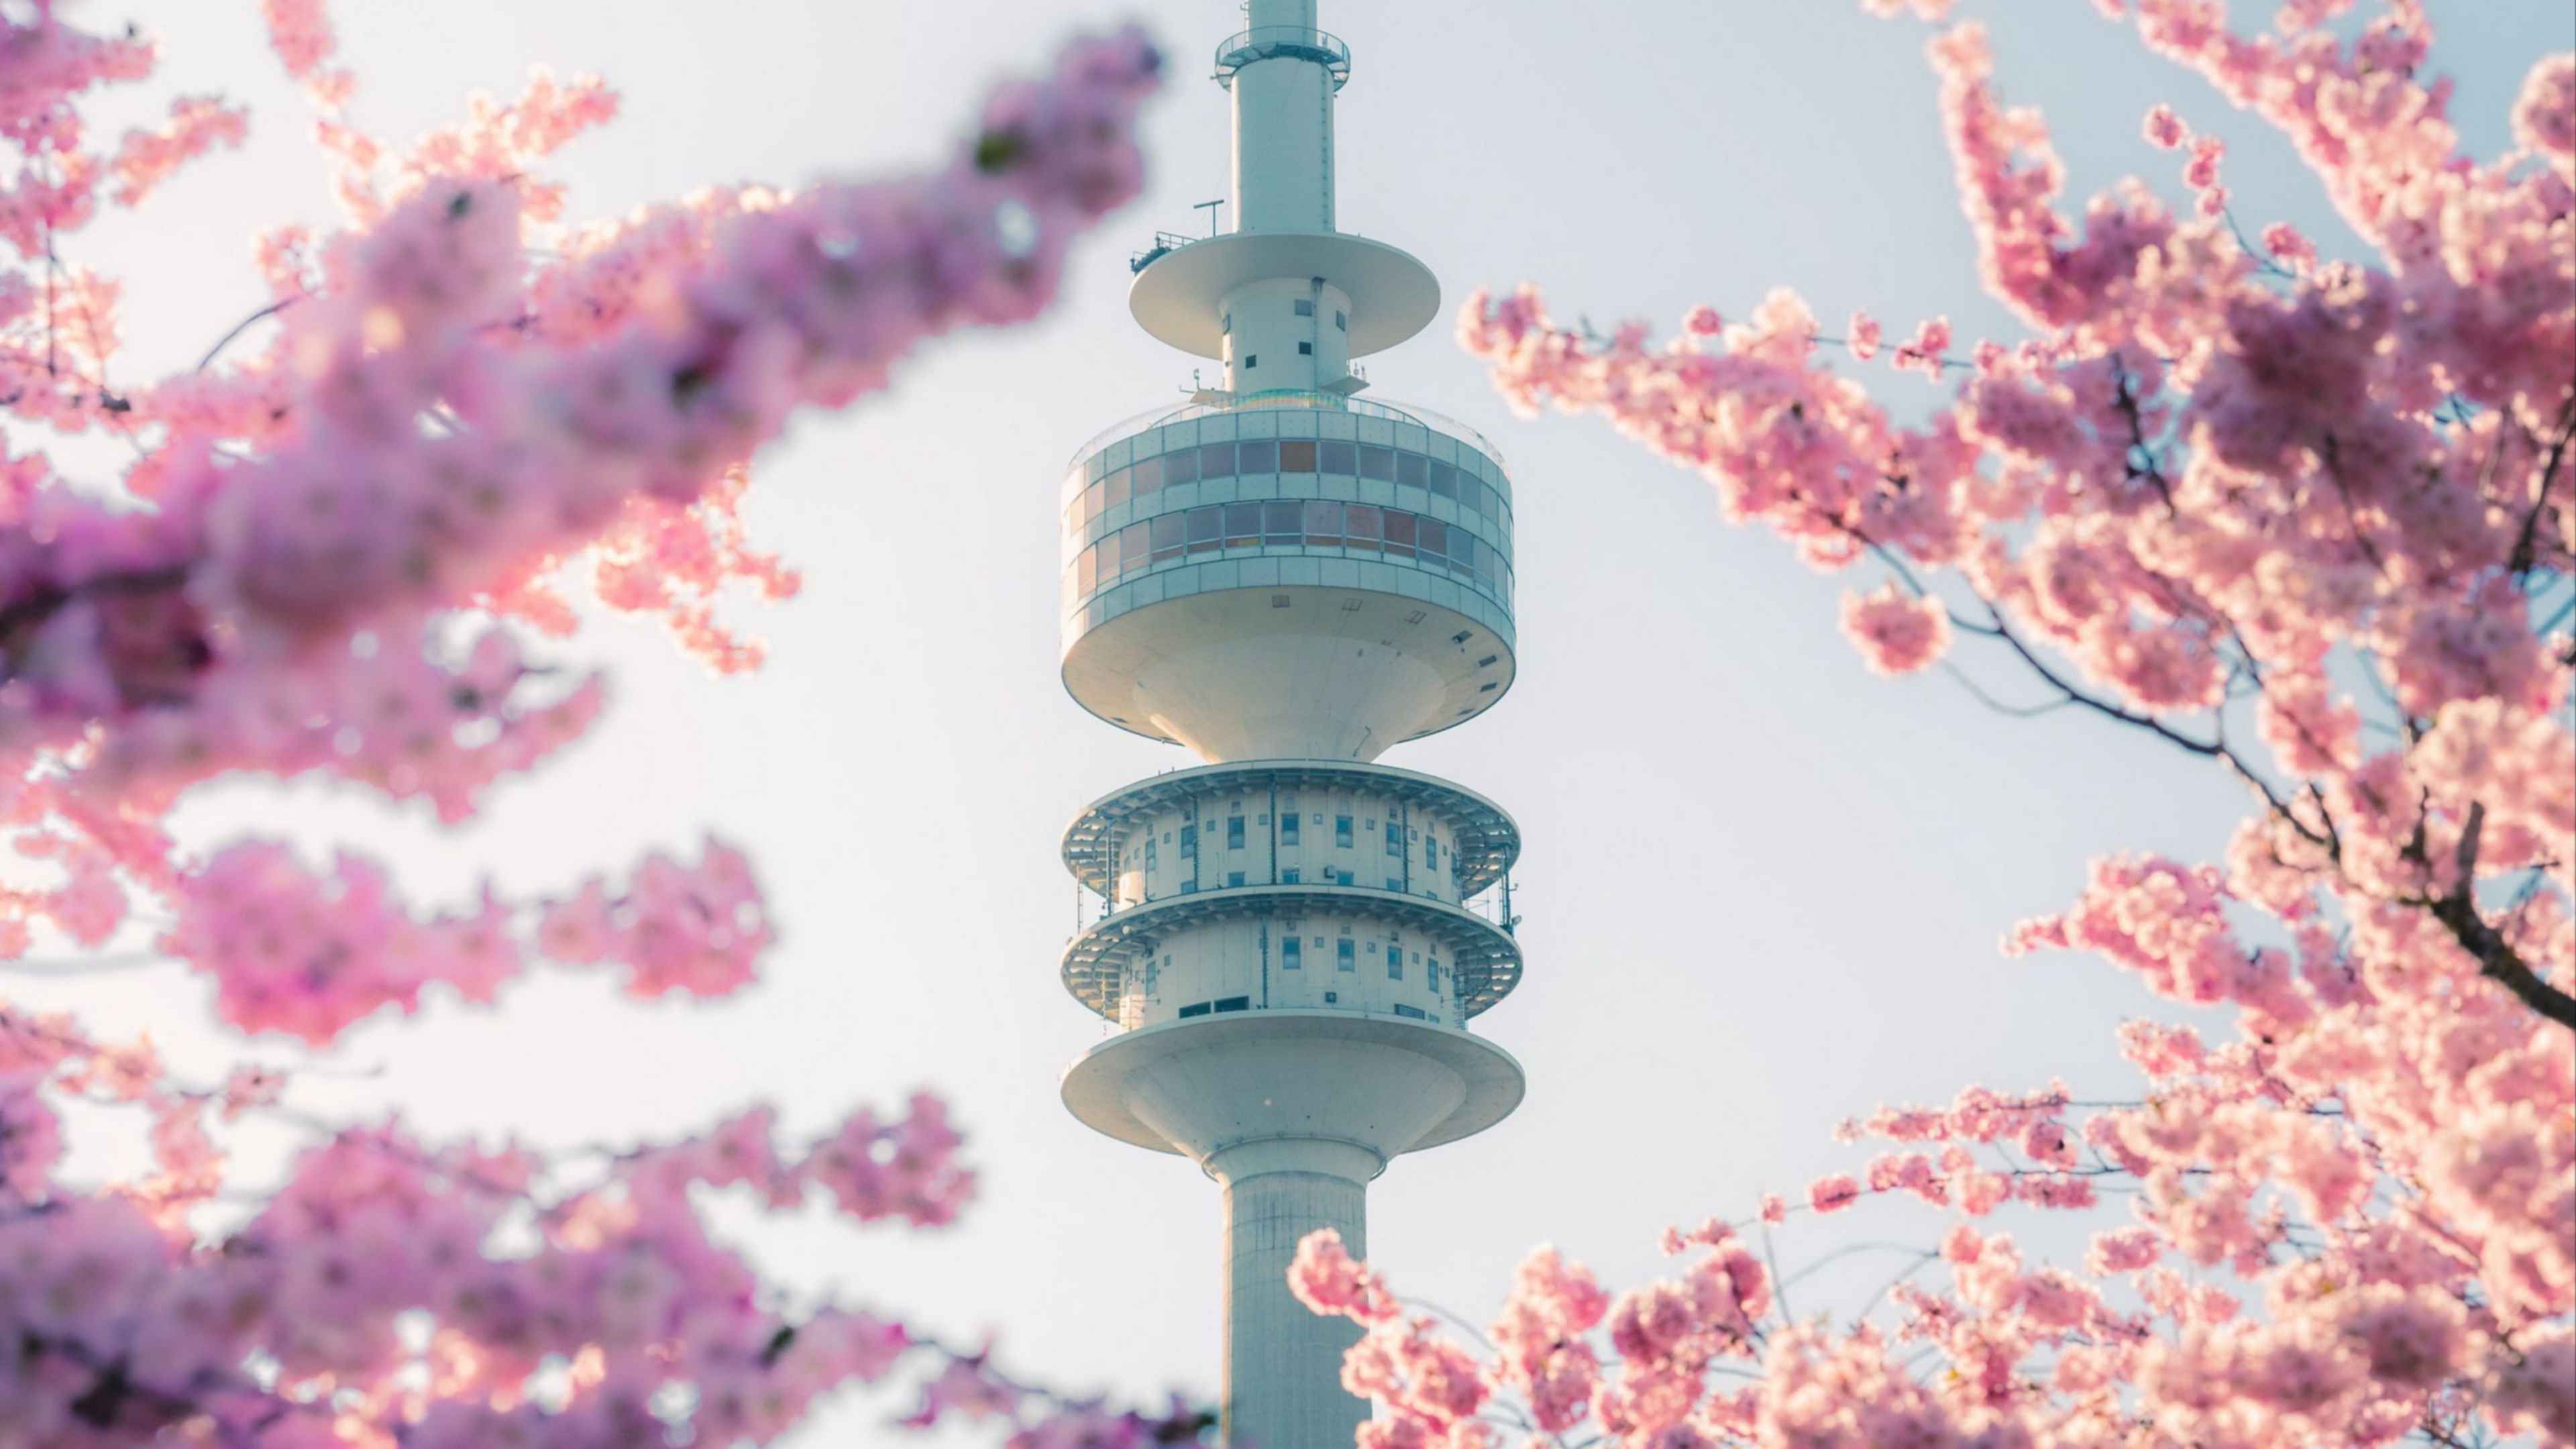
0, 3, 1185, 1443
1322, 4, 2576, 1446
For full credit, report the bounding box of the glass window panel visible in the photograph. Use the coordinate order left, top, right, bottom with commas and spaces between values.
1344, 504, 1382, 550
1478, 547, 1501, 588
1186, 505, 1222, 552
1395, 451, 1428, 488
1223, 503, 1263, 546
1263, 501, 1302, 541
1120, 522, 1148, 576
1428, 460, 1456, 499
1383, 511, 1416, 557
1450, 533, 1476, 576
1302, 500, 1343, 545
1358, 445, 1393, 480
1278, 440, 1317, 473
1083, 480, 1104, 522
1077, 546, 1097, 594
1098, 530, 1120, 577
1164, 447, 1199, 485
1132, 454, 1163, 498
1477, 481, 1499, 519
1061, 564, 1077, 610
1319, 440, 1355, 474
1150, 512, 1185, 560
1104, 467, 1130, 510
1237, 439, 1277, 474
1418, 517, 1449, 561
1199, 443, 1235, 479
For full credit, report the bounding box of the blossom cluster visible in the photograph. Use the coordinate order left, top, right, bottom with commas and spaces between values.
1, 1, 1193, 1444
1326, 1, 2573, 1445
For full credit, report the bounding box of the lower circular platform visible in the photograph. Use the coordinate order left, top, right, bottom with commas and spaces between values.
1062, 1009, 1527, 1169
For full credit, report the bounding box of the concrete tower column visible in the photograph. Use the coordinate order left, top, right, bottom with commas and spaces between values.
1229, 0, 1334, 235
1209, 1138, 1379, 1448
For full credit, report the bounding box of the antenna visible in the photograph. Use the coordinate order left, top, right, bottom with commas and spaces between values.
1192, 197, 1224, 237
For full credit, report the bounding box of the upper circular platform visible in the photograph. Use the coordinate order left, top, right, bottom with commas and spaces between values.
1130, 231, 1440, 360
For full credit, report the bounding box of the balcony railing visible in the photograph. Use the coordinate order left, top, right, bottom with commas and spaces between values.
1212, 26, 1351, 89
1071, 389, 1505, 474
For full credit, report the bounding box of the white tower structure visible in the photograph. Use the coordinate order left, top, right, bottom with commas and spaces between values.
1055, 6, 1525, 1445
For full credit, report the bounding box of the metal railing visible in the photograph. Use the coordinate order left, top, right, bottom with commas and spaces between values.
1212, 26, 1351, 88
1069, 389, 1506, 474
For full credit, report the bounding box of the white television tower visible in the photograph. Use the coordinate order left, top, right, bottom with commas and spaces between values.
1055, 4, 1525, 1444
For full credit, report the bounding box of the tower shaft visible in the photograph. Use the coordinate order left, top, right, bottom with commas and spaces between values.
1216, 1140, 1376, 1446
1228, 0, 1335, 236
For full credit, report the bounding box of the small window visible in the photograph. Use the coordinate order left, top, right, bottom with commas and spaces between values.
1238, 439, 1277, 473
1336, 869, 1355, 886
1358, 445, 1393, 481
1428, 961, 1442, 994
1385, 821, 1403, 857
1391, 1003, 1427, 1020
1179, 824, 1197, 858
1387, 953, 1404, 981
1335, 814, 1354, 848
1244, 354, 1258, 369
1297, 341, 1313, 356
1282, 868, 1300, 883
1145, 837, 1159, 869
1199, 442, 1235, 479
1178, 1002, 1212, 1018
1386, 877, 1403, 892
1187, 505, 1223, 553
1428, 460, 1458, 500
1425, 838, 1439, 870
1104, 468, 1130, 510
1227, 871, 1245, 888
1396, 452, 1428, 488
1279, 440, 1316, 472
1319, 440, 1355, 474
1335, 309, 1347, 331
1224, 502, 1263, 547
1303, 499, 1343, 545
1293, 299, 1315, 317
1263, 500, 1303, 543
1336, 939, 1356, 972
1215, 996, 1249, 1013
1280, 814, 1300, 845
1163, 447, 1199, 485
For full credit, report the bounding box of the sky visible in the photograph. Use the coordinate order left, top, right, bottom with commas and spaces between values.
11, 0, 2565, 1438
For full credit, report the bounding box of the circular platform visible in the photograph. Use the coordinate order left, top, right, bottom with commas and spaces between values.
1060, 881, 1522, 1022
1130, 231, 1440, 360
1062, 584, 1510, 761
1060, 758, 1517, 898
1061, 1009, 1527, 1165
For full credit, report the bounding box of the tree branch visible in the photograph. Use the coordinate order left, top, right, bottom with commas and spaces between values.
2418, 803, 2576, 1031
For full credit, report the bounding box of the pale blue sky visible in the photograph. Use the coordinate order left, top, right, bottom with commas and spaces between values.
18, 0, 2561, 1437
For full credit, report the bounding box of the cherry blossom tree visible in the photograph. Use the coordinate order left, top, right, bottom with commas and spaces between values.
0, 2, 1209, 1444
1298, 3, 2573, 1446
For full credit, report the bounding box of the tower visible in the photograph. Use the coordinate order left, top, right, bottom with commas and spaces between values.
1054, 5, 1525, 1444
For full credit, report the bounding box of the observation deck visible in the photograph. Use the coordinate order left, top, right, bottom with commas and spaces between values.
1214, 27, 1351, 89
1060, 390, 1515, 761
